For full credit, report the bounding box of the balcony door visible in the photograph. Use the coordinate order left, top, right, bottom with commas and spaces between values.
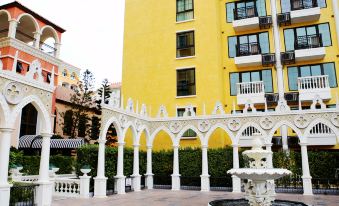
238, 34, 259, 55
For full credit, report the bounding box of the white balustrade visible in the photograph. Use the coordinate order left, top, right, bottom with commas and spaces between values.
237, 81, 265, 95
54, 178, 81, 197
298, 75, 329, 90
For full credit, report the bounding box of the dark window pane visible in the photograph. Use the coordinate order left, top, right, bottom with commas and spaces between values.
226, 3, 235, 22
230, 73, 239, 95
288, 67, 299, 90
177, 69, 196, 96
177, 31, 195, 57
228, 36, 237, 58
318, 23, 331, 46
323, 63, 337, 87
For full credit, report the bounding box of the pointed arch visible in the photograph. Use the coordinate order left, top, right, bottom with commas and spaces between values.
304, 118, 339, 144
150, 125, 175, 146
267, 120, 304, 144
40, 25, 59, 44
136, 125, 151, 146
10, 95, 52, 133
176, 124, 203, 145
235, 122, 267, 142
0, 93, 10, 128
100, 116, 122, 141
121, 121, 137, 143
204, 123, 235, 146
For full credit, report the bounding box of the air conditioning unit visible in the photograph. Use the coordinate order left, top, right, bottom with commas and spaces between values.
284, 92, 298, 102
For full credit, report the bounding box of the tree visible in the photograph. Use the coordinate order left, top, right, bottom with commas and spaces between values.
60, 69, 95, 140
96, 78, 112, 110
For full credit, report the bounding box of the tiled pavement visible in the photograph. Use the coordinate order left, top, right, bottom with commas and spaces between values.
52, 190, 339, 206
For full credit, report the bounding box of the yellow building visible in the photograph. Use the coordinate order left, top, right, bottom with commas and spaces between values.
122, 0, 339, 151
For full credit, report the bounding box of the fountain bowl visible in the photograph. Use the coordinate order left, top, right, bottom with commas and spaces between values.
227, 168, 292, 181
209, 198, 308, 206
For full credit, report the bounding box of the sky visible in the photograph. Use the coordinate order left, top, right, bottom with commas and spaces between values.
1, 0, 125, 86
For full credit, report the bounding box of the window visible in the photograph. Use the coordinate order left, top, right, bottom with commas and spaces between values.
70, 73, 76, 80
177, 68, 196, 96
62, 70, 67, 77
284, 23, 331, 51
63, 110, 73, 136
177, 108, 197, 137
16, 62, 23, 73
177, 31, 195, 58
229, 69, 273, 95
287, 62, 337, 90
226, 0, 266, 22
177, 0, 194, 22
228, 32, 269, 58
281, 0, 326, 13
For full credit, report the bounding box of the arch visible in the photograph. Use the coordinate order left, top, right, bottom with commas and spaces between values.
40, 25, 59, 44
121, 121, 137, 143
235, 122, 267, 144
100, 116, 122, 141
136, 125, 151, 146
204, 123, 235, 146
16, 13, 40, 32
267, 120, 304, 144
61, 69, 69, 77
150, 125, 175, 146
304, 118, 339, 144
176, 124, 203, 145
0, 9, 11, 20
10, 95, 52, 133
0, 93, 10, 128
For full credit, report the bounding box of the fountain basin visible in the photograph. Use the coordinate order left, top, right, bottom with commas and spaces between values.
228, 168, 292, 181
209, 199, 308, 206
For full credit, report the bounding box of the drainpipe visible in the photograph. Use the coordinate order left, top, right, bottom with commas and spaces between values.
333, 0, 339, 52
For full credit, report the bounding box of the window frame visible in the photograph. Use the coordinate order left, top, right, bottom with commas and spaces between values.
280, 0, 327, 13
283, 22, 332, 51
176, 30, 195, 58
229, 69, 274, 96
176, 0, 194, 22
287, 62, 338, 91
225, 0, 267, 22
176, 68, 196, 97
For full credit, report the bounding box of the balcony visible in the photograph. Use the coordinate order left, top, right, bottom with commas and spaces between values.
298, 75, 331, 101
281, 34, 325, 64
234, 43, 274, 68
232, 7, 272, 32
236, 81, 266, 105
278, 0, 320, 25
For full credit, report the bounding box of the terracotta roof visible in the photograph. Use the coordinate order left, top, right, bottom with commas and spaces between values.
0, 1, 66, 33
111, 82, 121, 89
55, 86, 74, 102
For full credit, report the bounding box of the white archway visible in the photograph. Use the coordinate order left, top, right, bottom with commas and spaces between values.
100, 116, 122, 141
204, 123, 235, 146
16, 13, 40, 32
0, 9, 11, 38
267, 120, 304, 144
303, 118, 339, 144
40, 25, 59, 44
235, 122, 267, 145
176, 124, 203, 145
150, 126, 175, 146
136, 125, 151, 146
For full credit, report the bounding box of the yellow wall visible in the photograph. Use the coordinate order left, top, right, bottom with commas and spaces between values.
122, 0, 339, 150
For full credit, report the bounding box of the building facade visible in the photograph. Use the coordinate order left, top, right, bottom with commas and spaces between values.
122, 0, 339, 150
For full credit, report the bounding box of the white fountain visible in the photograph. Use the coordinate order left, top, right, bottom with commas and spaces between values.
227, 133, 292, 206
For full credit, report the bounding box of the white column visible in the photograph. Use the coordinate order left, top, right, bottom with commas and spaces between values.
0, 128, 14, 206
265, 143, 273, 169
200, 145, 210, 192
79, 174, 91, 198
300, 143, 313, 195
8, 19, 18, 38
115, 142, 125, 194
232, 144, 241, 193
270, 0, 288, 109
131, 144, 141, 191
281, 125, 289, 151
33, 32, 41, 49
145, 145, 154, 189
171, 145, 180, 190
36, 133, 53, 206
54, 42, 61, 58
333, 0, 339, 52
94, 139, 107, 198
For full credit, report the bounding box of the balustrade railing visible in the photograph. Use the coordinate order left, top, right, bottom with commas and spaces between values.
54, 178, 81, 197
297, 75, 329, 90
237, 81, 265, 95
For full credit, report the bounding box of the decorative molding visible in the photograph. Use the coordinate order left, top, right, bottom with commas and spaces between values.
157, 105, 168, 118
169, 121, 182, 134
3, 81, 23, 104
198, 120, 211, 133
212, 101, 225, 115
294, 115, 310, 129
228, 119, 241, 131
331, 114, 339, 127
183, 105, 196, 117
260, 117, 274, 130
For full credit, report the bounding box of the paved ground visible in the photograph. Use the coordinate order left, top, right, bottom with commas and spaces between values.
52, 190, 339, 206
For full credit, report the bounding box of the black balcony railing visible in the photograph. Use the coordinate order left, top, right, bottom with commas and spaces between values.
236, 42, 261, 57
277, 12, 291, 26
291, 0, 318, 11
295, 34, 322, 50
259, 16, 272, 29
10, 183, 37, 206
281, 51, 295, 65
262, 53, 276, 66
234, 6, 258, 20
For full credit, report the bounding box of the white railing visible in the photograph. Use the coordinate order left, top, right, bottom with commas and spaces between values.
19, 175, 39, 182
298, 75, 329, 90
310, 123, 334, 135
54, 178, 81, 197
237, 81, 265, 95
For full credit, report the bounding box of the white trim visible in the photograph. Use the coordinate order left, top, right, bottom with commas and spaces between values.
176, 29, 195, 34
176, 19, 195, 24
176, 66, 196, 70
176, 56, 196, 60
176, 95, 197, 99
180, 136, 197, 140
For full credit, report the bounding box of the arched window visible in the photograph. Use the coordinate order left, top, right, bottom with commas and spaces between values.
63, 110, 73, 136
62, 70, 68, 77
20, 103, 38, 137
0, 10, 10, 38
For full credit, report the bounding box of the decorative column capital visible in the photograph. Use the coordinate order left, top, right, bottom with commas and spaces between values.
40, 132, 53, 138
173, 145, 179, 149
299, 142, 308, 147
146, 145, 152, 150
97, 139, 107, 144
117, 142, 125, 146
201, 144, 208, 149
133, 144, 140, 148
33, 31, 42, 36
9, 18, 19, 23
0, 128, 14, 133
231, 144, 239, 148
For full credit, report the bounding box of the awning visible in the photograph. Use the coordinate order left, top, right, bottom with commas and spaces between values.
19, 135, 85, 149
